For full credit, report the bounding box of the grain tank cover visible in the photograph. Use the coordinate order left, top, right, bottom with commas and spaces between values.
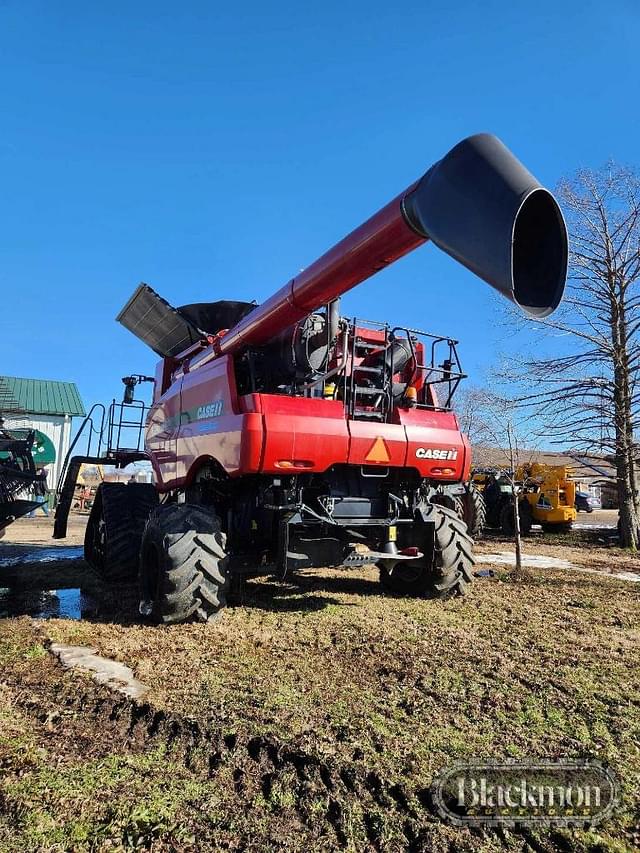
401, 133, 567, 318
116, 284, 204, 358
117, 286, 259, 356
177, 300, 257, 336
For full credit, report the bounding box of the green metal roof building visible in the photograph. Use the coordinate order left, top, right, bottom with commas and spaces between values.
0, 376, 85, 418
0, 375, 86, 495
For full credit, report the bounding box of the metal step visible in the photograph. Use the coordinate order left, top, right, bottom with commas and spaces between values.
354, 340, 386, 351
352, 409, 385, 420
354, 365, 384, 374
353, 386, 385, 396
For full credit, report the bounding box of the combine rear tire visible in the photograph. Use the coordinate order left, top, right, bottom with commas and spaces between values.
84, 482, 159, 582
379, 502, 475, 599
139, 503, 229, 624
84, 483, 140, 581
462, 485, 487, 538
432, 493, 464, 520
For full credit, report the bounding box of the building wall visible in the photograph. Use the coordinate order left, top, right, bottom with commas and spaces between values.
3, 412, 72, 495
599, 482, 619, 509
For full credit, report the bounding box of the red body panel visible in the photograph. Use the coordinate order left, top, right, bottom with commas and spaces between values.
177, 356, 258, 481
347, 420, 406, 469
398, 408, 470, 481
146, 351, 470, 491
256, 396, 350, 472
146, 384, 180, 488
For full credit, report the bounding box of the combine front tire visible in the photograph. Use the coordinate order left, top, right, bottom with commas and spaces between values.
379, 503, 475, 599
129, 483, 159, 529
139, 504, 229, 624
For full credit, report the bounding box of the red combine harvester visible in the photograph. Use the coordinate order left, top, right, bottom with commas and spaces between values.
54, 134, 567, 623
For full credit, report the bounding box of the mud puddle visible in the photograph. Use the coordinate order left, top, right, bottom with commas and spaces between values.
0, 546, 139, 621
0, 544, 83, 566
0, 586, 99, 620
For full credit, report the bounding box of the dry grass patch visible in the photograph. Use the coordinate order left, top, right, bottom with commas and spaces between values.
0, 557, 638, 851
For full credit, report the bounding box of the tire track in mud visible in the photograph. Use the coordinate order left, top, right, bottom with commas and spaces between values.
99, 698, 428, 849
5, 646, 568, 852
6, 652, 438, 850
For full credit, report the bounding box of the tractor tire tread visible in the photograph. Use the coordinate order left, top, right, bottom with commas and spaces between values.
463, 485, 487, 538
139, 503, 229, 624
379, 501, 475, 599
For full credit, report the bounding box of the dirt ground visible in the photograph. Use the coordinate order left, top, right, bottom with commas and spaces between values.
0, 513, 87, 547
0, 512, 638, 852
573, 508, 618, 529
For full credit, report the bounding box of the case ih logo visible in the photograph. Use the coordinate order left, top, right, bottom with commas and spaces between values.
196, 401, 224, 419
416, 447, 458, 461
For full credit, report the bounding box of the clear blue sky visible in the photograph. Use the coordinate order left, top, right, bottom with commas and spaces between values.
1, 1, 639, 416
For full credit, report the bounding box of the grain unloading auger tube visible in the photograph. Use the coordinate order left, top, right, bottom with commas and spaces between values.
212, 132, 567, 353
117, 133, 568, 355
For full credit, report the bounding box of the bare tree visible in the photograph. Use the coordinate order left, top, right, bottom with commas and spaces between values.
455, 385, 496, 467
458, 387, 538, 572
502, 164, 640, 548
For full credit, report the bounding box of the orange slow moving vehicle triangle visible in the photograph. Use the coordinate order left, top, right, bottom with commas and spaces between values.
365, 437, 390, 463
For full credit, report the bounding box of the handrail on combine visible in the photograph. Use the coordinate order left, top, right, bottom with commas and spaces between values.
52, 397, 150, 540
106, 399, 148, 454
55, 403, 106, 498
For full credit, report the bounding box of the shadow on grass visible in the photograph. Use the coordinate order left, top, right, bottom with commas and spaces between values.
234, 590, 347, 613
2, 557, 497, 623
501, 570, 637, 592
479, 528, 617, 547
292, 572, 383, 597
233, 569, 413, 613
0, 557, 385, 622
235, 572, 369, 611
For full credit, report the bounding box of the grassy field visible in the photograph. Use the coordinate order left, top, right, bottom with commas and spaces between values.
0, 529, 639, 851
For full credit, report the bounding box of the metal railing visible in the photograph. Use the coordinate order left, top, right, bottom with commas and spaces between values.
55, 398, 149, 498
291, 315, 467, 421
390, 325, 466, 410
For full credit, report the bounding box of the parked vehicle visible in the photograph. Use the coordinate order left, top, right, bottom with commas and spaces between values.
471, 463, 578, 535
575, 492, 594, 513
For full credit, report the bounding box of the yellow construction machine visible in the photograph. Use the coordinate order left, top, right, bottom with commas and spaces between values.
470, 463, 577, 535
517, 463, 577, 531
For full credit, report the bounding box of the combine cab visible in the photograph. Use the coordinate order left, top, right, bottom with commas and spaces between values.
55, 133, 568, 623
